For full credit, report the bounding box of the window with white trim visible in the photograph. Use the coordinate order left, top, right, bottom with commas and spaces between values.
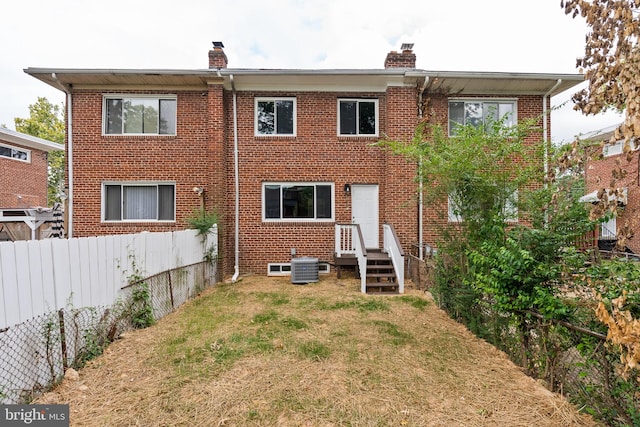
449, 100, 516, 136
263, 183, 333, 221
103, 96, 177, 135
103, 182, 175, 221
255, 98, 296, 136
338, 99, 378, 136
603, 139, 636, 157
448, 189, 518, 223
0, 143, 30, 162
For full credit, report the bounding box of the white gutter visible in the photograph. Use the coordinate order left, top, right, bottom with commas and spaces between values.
230, 74, 240, 282
51, 73, 73, 238
543, 79, 562, 181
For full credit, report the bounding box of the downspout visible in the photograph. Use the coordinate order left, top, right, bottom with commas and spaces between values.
417, 75, 429, 260
230, 74, 240, 282
543, 79, 562, 184
51, 73, 73, 238
543, 79, 561, 229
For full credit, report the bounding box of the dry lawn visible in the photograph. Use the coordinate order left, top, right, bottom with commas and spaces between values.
37, 274, 599, 426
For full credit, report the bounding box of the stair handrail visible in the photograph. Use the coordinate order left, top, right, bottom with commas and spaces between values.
334, 224, 368, 292
383, 223, 405, 293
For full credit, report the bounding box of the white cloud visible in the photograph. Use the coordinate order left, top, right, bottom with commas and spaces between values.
0, 0, 623, 139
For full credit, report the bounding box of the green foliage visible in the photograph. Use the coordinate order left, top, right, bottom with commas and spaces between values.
186, 208, 218, 237
122, 253, 155, 329
586, 259, 640, 317
130, 281, 154, 329
76, 328, 106, 366
186, 208, 218, 263
13, 97, 65, 205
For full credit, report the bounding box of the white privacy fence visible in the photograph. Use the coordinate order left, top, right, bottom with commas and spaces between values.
0, 228, 216, 329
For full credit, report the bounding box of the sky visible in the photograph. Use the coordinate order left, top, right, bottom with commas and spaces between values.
0, 0, 625, 144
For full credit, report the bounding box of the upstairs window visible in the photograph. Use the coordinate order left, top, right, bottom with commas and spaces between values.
104, 96, 177, 135
338, 99, 378, 136
255, 98, 296, 136
449, 100, 516, 136
603, 139, 636, 157
103, 182, 175, 222
0, 143, 30, 162
263, 183, 333, 221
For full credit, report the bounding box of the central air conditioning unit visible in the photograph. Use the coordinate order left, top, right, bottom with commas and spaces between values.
291, 257, 319, 284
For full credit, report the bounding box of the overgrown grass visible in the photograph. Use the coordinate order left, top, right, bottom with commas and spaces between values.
87, 277, 592, 427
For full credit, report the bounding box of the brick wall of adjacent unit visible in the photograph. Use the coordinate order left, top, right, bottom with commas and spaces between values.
68, 88, 220, 237
222, 89, 404, 273
585, 145, 640, 253
418, 93, 547, 245
0, 140, 49, 207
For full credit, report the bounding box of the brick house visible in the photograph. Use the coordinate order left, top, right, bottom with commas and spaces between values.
0, 127, 62, 208
581, 127, 639, 254
24, 43, 583, 286
0, 127, 63, 241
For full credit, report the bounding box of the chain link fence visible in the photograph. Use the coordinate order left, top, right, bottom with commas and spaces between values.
379, 247, 639, 425
418, 266, 640, 427
0, 260, 218, 404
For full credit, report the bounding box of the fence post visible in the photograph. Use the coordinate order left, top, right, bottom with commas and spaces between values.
58, 309, 68, 370
168, 271, 175, 310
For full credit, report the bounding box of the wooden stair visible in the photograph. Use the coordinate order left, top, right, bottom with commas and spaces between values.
365, 250, 398, 294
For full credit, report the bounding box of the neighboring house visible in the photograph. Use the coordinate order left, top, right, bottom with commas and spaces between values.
0, 127, 63, 241
24, 43, 583, 284
580, 126, 639, 254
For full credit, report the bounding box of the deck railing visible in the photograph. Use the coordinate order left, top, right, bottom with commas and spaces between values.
383, 223, 405, 293
335, 224, 368, 292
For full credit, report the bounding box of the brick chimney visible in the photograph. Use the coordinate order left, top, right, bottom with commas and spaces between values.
384, 43, 416, 69
208, 41, 228, 69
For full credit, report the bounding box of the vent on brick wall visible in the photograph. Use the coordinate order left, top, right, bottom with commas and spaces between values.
291, 257, 319, 284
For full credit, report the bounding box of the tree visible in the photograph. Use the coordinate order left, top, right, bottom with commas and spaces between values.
14, 97, 65, 206
563, 0, 640, 375
562, 0, 640, 143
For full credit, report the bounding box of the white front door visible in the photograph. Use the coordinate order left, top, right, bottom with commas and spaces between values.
351, 184, 379, 248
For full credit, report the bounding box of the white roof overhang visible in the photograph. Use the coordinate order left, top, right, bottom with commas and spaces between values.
24, 67, 583, 96
0, 127, 63, 152
579, 188, 628, 205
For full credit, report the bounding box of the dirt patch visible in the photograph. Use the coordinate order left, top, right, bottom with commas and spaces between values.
37, 274, 598, 426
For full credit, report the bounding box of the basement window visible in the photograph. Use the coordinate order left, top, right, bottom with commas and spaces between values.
268, 262, 330, 276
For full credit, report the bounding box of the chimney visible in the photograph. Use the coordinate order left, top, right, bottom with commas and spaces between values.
384, 43, 416, 69
208, 41, 228, 69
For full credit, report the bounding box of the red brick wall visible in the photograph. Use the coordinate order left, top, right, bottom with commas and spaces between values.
223, 90, 405, 273
68, 83, 548, 277
585, 144, 640, 253
68, 89, 215, 237
0, 140, 49, 207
